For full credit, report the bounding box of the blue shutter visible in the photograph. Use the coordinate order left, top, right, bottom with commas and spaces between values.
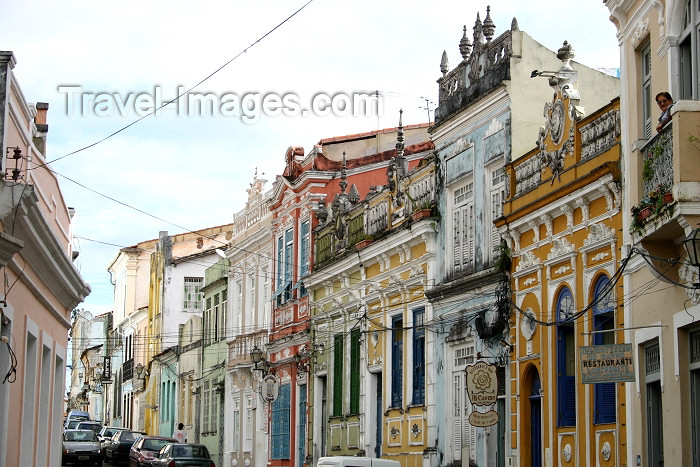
557, 327, 576, 427
300, 221, 310, 277
276, 236, 283, 289
392, 316, 403, 407
412, 309, 425, 405
271, 384, 291, 459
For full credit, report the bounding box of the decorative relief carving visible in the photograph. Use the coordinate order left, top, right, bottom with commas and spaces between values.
548, 237, 575, 259
543, 214, 553, 239
528, 220, 540, 242
514, 156, 542, 195
591, 252, 610, 262
554, 265, 571, 275
411, 423, 422, 438
390, 296, 402, 305
601, 441, 611, 461
580, 108, 620, 161
584, 223, 615, 246
521, 309, 537, 341
523, 277, 536, 287
563, 443, 572, 462
410, 265, 425, 277
516, 251, 541, 271
631, 18, 650, 48
679, 262, 700, 304
575, 198, 589, 222
390, 426, 400, 439
560, 205, 574, 229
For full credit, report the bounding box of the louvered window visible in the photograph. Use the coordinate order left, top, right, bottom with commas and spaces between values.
350, 329, 361, 414
641, 43, 653, 138
391, 316, 403, 408
557, 287, 576, 427
593, 276, 616, 424
452, 181, 474, 275
333, 335, 344, 416
412, 309, 425, 405
184, 277, 203, 312
271, 384, 291, 459
490, 166, 506, 259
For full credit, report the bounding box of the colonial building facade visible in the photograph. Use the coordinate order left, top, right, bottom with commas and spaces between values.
426, 10, 619, 467
305, 121, 436, 467
605, 0, 700, 465
499, 51, 625, 465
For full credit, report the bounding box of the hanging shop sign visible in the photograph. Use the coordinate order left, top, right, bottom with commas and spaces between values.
465, 361, 499, 427
579, 344, 635, 384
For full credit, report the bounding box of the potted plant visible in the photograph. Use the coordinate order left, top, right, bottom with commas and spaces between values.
411, 200, 434, 221
355, 235, 373, 250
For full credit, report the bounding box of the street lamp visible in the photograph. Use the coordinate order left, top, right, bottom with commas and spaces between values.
684, 228, 700, 288
250, 346, 269, 374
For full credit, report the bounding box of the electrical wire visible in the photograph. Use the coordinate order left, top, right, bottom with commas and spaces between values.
41, 0, 317, 168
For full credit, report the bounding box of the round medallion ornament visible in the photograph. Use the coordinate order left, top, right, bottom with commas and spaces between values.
520, 309, 537, 341
550, 100, 566, 144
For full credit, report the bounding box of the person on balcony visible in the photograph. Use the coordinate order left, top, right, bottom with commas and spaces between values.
656, 92, 674, 133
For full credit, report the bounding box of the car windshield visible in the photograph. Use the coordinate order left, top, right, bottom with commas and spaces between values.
65, 431, 97, 442
102, 428, 118, 437
78, 423, 101, 433
67, 420, 82, 429
143, 439, 174, 451
172, 445, 209, 458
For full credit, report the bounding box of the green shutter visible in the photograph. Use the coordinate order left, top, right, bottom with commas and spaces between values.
350, 329, 360, 414
333, 335, 344, 416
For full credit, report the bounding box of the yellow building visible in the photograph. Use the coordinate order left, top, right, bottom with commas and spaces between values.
498, 50, 626, 466
305, 128, 437, 467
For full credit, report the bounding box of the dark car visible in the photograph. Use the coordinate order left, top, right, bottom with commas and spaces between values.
77, 421, 104, 436
129, 435, 177, 467
151, 444, 215, 467
104, 430, 147, 465
62, 429, 103, 466
97, 426, 122, 454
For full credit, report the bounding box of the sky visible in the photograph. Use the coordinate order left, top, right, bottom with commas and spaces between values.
0, 0, 620, 315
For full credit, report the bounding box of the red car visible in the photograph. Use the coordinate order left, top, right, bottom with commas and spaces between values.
129, 435, 178, 467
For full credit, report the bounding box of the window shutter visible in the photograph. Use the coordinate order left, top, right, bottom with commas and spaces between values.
333, 336, 344, 416
350, 330, 360, 414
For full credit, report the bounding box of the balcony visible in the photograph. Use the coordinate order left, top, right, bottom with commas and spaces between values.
228, 331, 268, 368
631, 102, 700, 245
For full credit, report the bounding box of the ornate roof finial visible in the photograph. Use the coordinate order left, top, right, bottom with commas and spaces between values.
473, 12, 484, 44
339, 151, 348, 194
511, 17, 519, 31
459, 25, 472, 61
440, 50, 449, 76
395, 109, 405, 158
483, 6, 496, 41
557, 41, 575, 71
395, 110, 408, 176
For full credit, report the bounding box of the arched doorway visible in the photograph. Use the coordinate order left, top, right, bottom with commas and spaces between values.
529, 371, 542, 467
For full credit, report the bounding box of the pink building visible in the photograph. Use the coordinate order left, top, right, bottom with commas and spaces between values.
0, 51, 91, 466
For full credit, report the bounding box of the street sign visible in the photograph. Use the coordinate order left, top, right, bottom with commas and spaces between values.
579, 344, 635, 384
103, 356, 111, 379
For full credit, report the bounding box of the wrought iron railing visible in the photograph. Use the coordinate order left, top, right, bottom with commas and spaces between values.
641, 124, 673, 196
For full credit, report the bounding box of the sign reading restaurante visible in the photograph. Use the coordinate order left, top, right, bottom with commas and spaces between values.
579, 344, 635, 384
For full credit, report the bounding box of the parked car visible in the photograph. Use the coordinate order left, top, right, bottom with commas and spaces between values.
77, 421, 103, 436
129, 435, 178, 467
67, 409, 91, 420
98, 426, 122, 454
64, 418, 88, 431
317, 457, 401, 467
62, 429, 103, 466
104, 429, 147, 465
151, 443, 215, 467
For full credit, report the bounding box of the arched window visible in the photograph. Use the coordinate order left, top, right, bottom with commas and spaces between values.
556, 287, 576, 427
593, 275, 616, 424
